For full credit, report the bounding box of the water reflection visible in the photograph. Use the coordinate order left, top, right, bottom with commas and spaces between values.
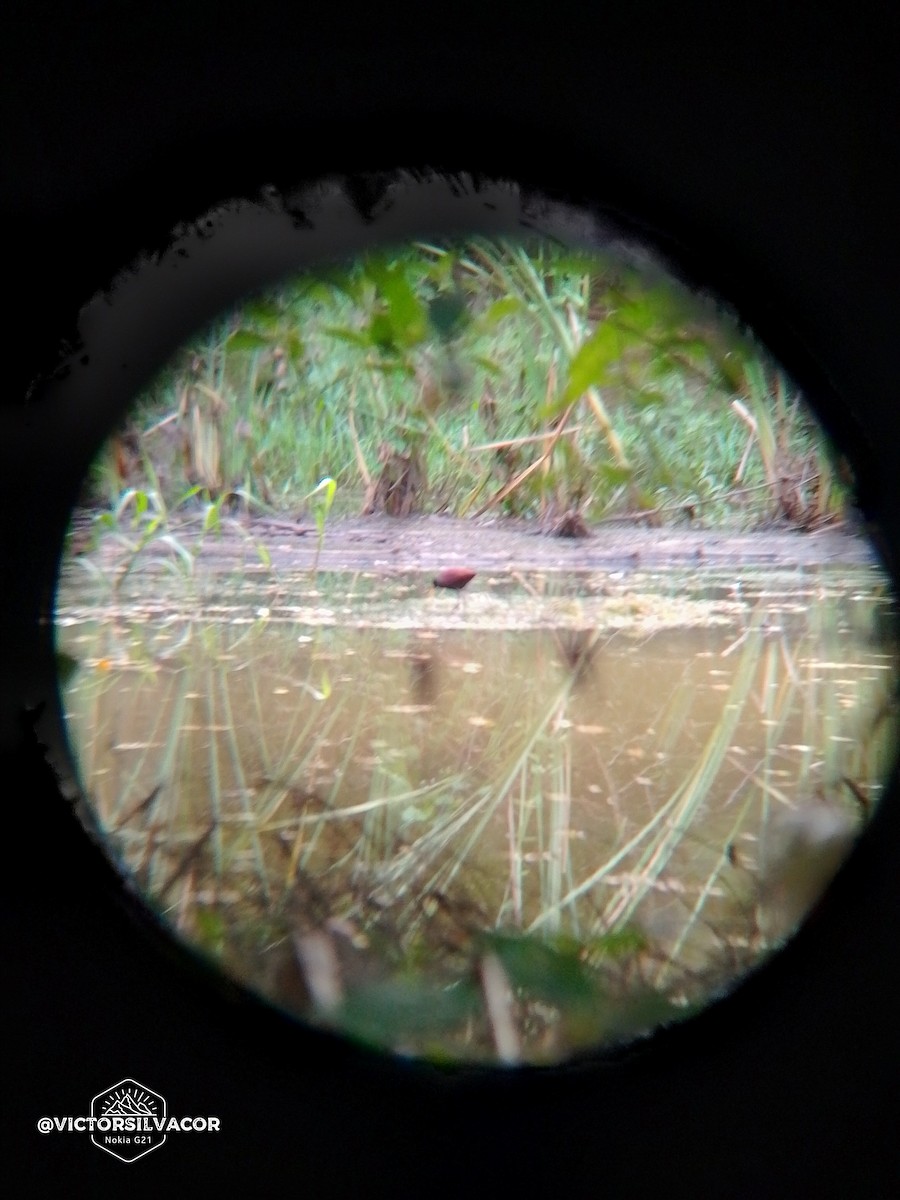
56, 565, 897, 1063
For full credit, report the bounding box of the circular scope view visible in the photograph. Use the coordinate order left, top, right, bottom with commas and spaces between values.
55, 217, 897, 1065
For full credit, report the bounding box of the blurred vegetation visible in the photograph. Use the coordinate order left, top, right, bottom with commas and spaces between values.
82, 236, 854, 534
59, 235, 885, 1065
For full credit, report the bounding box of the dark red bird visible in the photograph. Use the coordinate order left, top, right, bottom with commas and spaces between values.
433, 567, 477, 592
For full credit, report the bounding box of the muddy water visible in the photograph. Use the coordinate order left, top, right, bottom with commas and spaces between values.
56, 562, 897, 1063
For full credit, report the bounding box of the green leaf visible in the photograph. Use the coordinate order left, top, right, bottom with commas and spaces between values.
587, 926, 648, 958
479, 295, 523, 327
369, 358, 414, 377
194, 907, 226, 954
202, 503, 221, 534
321, 325, 370, 348
623, 281, 689, 330
175, 485, 203, 508
564, 321, 625, 400
313, 266, 367, 304
306, 476, 337, 506
630, 388, 669, 409
281, 331, 304, 362
368, 311, 396, 352
612, 296, 658, 336
335, 978, 480, 1047
482, 931, 597, 1006
598, 462, 634, 486
226, 329, 272, 352
240, 297, 283, 326
471, 354, 505, 377
670, 336, 717, 360
365, 259, 428, 347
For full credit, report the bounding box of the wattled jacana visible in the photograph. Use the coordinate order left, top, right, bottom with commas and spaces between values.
432, 567, 477, 592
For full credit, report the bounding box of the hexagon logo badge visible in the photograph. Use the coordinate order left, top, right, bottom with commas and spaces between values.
90, 1078, 167, 1162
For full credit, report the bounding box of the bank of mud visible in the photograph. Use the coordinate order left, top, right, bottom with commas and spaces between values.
73, 511, 882, 580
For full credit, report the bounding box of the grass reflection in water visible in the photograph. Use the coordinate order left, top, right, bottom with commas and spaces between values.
57, 566, 897, 1064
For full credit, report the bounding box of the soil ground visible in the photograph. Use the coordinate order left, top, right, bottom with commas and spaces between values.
79, 512, 880, 578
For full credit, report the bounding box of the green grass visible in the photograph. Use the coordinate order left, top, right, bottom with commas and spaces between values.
80, 235, 852, 532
